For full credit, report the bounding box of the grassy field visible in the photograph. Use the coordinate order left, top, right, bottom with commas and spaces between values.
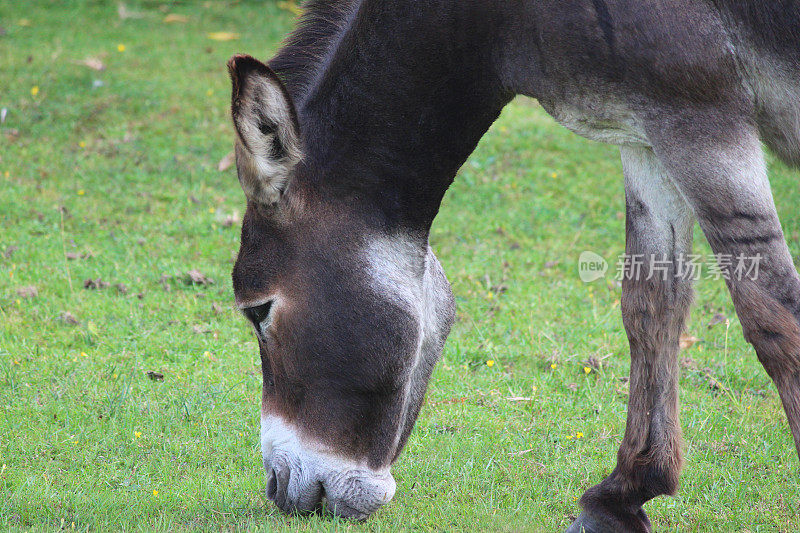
2, 1, 800, 531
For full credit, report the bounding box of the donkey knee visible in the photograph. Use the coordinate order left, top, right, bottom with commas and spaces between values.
621, 275, 693, 348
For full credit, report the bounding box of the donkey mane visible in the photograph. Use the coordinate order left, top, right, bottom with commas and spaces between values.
269, 0, 361, 102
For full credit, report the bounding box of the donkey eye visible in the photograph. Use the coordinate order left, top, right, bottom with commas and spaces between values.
243, 301, 274, 329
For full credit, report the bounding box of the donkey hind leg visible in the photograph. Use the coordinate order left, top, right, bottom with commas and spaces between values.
652, 121, 800, 458
568, 146, 696, 533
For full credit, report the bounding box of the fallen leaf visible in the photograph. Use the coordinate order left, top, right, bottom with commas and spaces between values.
679, 334, 700, 350
163, 13, 188, 23
16, 286, 38, 299
509, 448, 534, 457
3, 245, 18, 259
83, 278, 110, 290
186, 269, 213, 285
222, 211, 241, 228
59, 312, 80, 325
117, 2, 145, 19
680, 357, 698, 370
544, 261, 559, 269
65, 252, 80, 260
217, 151, 235, 172
207, 31, 239, 41
584, 356, 605, 370
506, 396, 535, 402
708, 313, 728, 328
114, 283, 128, 295
192, 325, 209, 334
567, 383, 578, 392
146, 371, 164, 381
277, 1, 304, 15
212, 302, 225, 314
76, 57, 106, 71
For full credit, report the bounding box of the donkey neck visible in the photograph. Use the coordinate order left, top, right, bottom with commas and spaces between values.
287, 0, 512, 231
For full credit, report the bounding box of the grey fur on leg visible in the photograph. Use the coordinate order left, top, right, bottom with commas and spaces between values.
573, 146, 695, 531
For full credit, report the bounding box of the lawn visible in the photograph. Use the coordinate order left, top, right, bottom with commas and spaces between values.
2, 1, 800, 531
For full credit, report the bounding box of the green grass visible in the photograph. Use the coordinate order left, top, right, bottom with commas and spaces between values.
2, 1, 800, 531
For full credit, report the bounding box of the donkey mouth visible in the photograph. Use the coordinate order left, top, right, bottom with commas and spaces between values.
265, 456, 396, 520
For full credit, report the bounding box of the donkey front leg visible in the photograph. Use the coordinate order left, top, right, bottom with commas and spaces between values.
568, 146, 695, 533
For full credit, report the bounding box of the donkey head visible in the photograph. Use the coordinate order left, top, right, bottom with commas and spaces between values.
227, 55, 455, 519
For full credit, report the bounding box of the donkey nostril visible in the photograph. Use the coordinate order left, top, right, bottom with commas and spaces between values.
267, 469, 278, 499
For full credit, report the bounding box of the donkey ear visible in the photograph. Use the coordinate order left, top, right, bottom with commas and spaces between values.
228, 54, 302, 205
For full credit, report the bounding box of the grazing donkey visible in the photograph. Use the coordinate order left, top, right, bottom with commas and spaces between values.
227, 1, 800, 530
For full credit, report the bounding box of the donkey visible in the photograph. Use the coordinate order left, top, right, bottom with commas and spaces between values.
227, 1, 800, 531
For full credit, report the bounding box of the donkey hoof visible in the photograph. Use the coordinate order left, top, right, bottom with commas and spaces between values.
565, 512, 606, 533
565, 509, 651, 533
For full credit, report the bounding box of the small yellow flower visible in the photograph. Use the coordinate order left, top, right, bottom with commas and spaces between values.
532, 386, 537, 392
550, 363, 557, 370
72, 357, 78, 362
4, 171, 9, 178
117, 44, 126, 52
153, 489, 159, 496
80, 352, 87, 357
134, 431, 142, 439
112, 373, 118, 379
486, 360, 495, 367
576, 432, 584, 439
206, 89, 214, 97
31, 86, 39, 96
79, 141, 86, 148
77, 190, 85, 196
565, 435, 573, 440
73, 440, 78, 444
208, 207, 216, 214
550, 172, 558, 179
204, 351, 211, 358
584, 366, 592, 374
